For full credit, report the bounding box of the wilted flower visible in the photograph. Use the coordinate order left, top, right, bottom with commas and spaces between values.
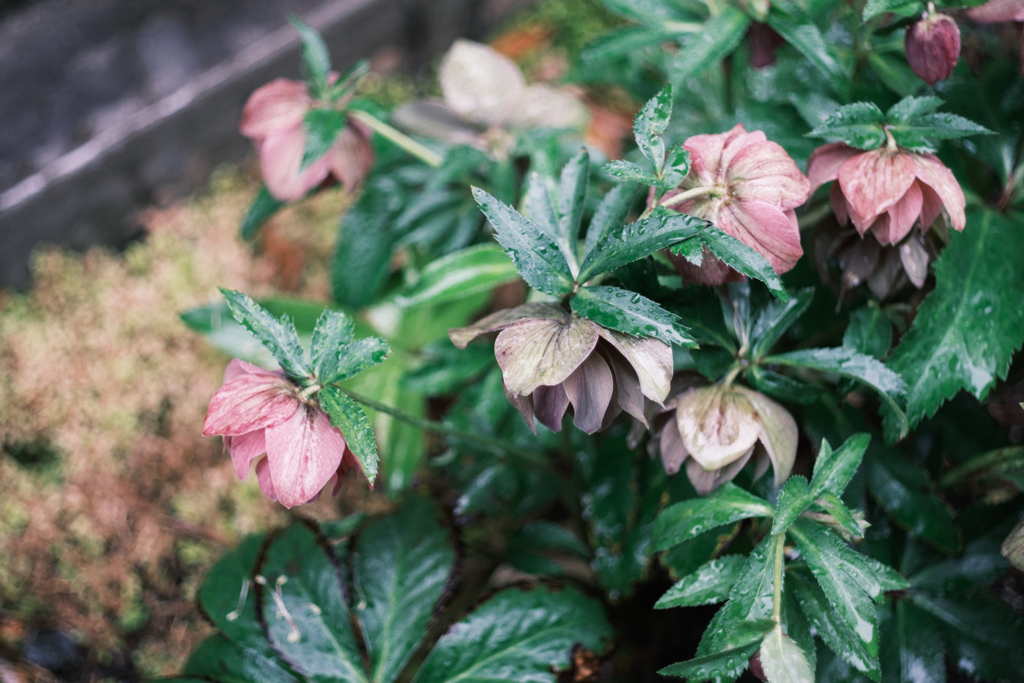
202, 359, 364, 508
807, 142, 966, 248
449, 303, 672, 434
240, 78, 374, 201
905, 11, 961, 85
392, 40, 589, 158
647, 383, 797, 494
661, 124, 811, 285
968, 0, 1024, 75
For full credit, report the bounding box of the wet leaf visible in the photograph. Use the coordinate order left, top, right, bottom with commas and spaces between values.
220, 288, 311, 382
655, 555, 747, 609
842, 307, 891, 361
758, 624, 814, 683
393, 244, 519, 308
670, 8, 750, 86
772, 476, 815, 535
319, 386, 379, 483
749, 288, 814, 360
809, 433, 871, 499
659, 618, 775, 680
807, 102, 886, 150
653, 483, 774, 551
585, 183, 638, 256
633, 85, 673, 173
579, 211, 707, 282
572, 285, 695, 346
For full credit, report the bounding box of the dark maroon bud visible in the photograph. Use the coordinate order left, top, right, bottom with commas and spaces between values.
747, 22, 785, 69
749, 650, 767, 681
905, 11, 961, 85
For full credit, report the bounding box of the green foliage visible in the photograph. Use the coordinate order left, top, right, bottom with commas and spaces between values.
571, 285, 694, 346
220, 288, 312, 382
652, 483, 775, 551
290, 17, 332, 97
319, 386, 379, 482
669, 8, 750, 86
301, 109, 348, 172
240, 184, 285, 240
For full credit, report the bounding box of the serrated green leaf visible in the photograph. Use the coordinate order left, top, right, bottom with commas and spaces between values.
652, 483, 775, 551
673, 236, 704, 265
655, 555, 747, 609
762, 347, 908, 443
329, 58, 370, 101
472, 187, 575, 295
605, 160, 660, 184
354, 497, 455, 683
556, 149, 589, 269
842, 307, 891, 360
301, 108, 348, 172
633, 85, 673, 172
241, 184, 285, 240
783, 590, 816, 677
766, 13, 848, 87
792, 519, 907, 602
810, 433, 871, 499
670, 7, 750, 86
220, 288, 312, 381
323, 337, 390, 384
750, 288, 813, 359
393, 244, 519, 309
692, 226, 789, 300
290, 17, 331, 96
571, 285, 695, 346
807, 102, 886, 150
759, 623, 815, 683
585, 183, 637, 256
311, 309, 355, 381
888, 113, 993, 152
885, 96, 944, 122
661, 146, 691, 189
579, 212, 707, 281
885, 209, 1024, 431
412, 586, 613, 683
659, 618, 776, 680
772, 476, 815, 535
813, 492, 864, 538
319, 386, 379, 483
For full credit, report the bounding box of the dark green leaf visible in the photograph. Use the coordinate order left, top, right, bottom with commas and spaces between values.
633, 85, 673, 172
329, 59, 370, 101
670, 8, 751, 86
842, 307, 891, 360
890, 600, 945, 683
585, 183, 638, 256
241, 185, 285, 240
401, 341, 494, 395
810, 433, 871, 499
220, 288, 311, 381
510, 520, 590, 558
909, 522, 1012, 596
885, 209, 1024, 431
184, 633, 298, 683
750, 288, 813, 359
655, 555, 747, 609
692, 226, 789, 300
579, 211, 707, 281
354, 497, 455, 683
807, 102, 886, 150
766, 13, 848, 86
673, 235, 704, 265
772, 475, 815, 535
412, 586, 613, 683
556, 149, 589, 269
571, 285, 695, 346
393, 244, 519, 309
333, 180, 402, 308
866, 53, 922, 100
748, 366, 821, 404
301, 108, 348, 172
319, 386, 379, 483
813, 492, 864, 538
862, 0, 923, 22
784, 590, 816, 677
472, 187, 575, 296
652, 483, 775, 551
327, 337, 390, 384
198, 534, 270, 650
290, 18, 331, 95
658, 619, 775, 680
311, 309, 355, 382
662, 146, 691, 189
885, 96, 944, 123
604, 160, 660, 185
888, 113, 993, 152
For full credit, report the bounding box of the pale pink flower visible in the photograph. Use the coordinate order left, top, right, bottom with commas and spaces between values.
202, 359, 363, 508
905, 13, 961, 85
240, 78, 374, 201
807, 143, 966, 247
662, 124, 811, 285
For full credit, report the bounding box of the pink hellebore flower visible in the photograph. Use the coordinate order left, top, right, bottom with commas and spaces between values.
202, 359, 363, 508
806, 142, 966, 247
662, 124, 812, 285
240, 78, 374, 202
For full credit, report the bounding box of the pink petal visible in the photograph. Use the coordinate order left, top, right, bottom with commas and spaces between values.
264, 405, 348, 508
686, 447, 754, 495
202, 374, 299, 436
882, 180, 924, 245
259, 127, 332, 202
255, 457, 278, 502
838, 149, 918, 225
919, 182, 944, 231
912, 153, 966, 231
683, 125, 748, 187
327, 121, 375, 191
226, 430, 267, 480
968, 0, 1024, 22
606, 351, 646, 425
830, 182, 849, 225
240, 79, 311, 139
719, 126, 767, 172
223, 358, 283, 384
595, 329, 673, 404
449, 303, 567, 349
533, 384, 570, 432
807, 143, 859, 193
870, 214, 892, 245
503, 382, 536, 433
563, 353, 615, 434
716, 200, 804, 274
659, 420, 689, 475
728, 139, 811, 210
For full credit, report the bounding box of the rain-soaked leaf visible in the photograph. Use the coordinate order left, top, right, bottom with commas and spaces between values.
758, 624, 815, 683
670, 7, 750, 86
653, 483, 775, 552
655, 555, 747, 609
319, 386, 379, 483
571, 285, 696, 347
659, 618, 775, 680
220, 288, 312, 382
633, 85, 673, 173
809, 433, 871, 499
580, 212, 708, 281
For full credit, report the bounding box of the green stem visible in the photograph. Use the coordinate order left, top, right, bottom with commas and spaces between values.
772, 532, 785, 623
658, 184, 720, 209
348, 109, 444, 168
337, 387, 552, 470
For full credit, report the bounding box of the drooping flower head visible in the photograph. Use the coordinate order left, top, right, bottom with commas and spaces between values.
647, 382, 797, 494
661, 124, 812, 285
202, 359, 363, 508
449, 303, 672, 434
905, 11, 961, 85
240, 78, 374, 201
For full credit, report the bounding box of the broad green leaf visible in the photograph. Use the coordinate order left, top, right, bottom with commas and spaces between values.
655, 555, 747, 609
758, 624, 815, 683
863, 448, 960, 553
472, 187, 575, 296
354, 497, 455, 683
184, 633, 298, 683
750, 288, 813, 359
333, 179, 402, 308
807, 102, 886, 150
671, 289, 736, 351
670, 8, 751, 86
393, 244, 519, 308
311, 309, 355, 381
888, 112, 993, 152
301, 108, 348, 172
580, 212, 707, 282
772, 475, 815, 535
885, 209, 1024, 431
766, 13, 848, 87
891, 600, 945, 683
198, 534, 273, 652
692, 226, 789, 300
842, 307, 891, 360
290, 18, 331, 96
885, 96, 944, 123
319, 386, 379, 483
866, 52, 922, 100
809, 433, 871, 499
555, 148, 589, 270
412, 586, 613, 683
220, 288, 311, 381
659, 618, 776, 680
813, 492, 864, 538
258, 524, 368, 683
585, 183, 637, 256
652, 483, 775, 551
241, 184, 285, 240
762, 347, 908, 443
571, 285, 696, 346
320, 337, 390, 384
633, 85, 673, 173
748, 366, 821, 404
605, 160, 660, 185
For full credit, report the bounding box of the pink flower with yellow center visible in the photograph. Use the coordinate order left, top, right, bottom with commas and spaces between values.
240, 78, 374, 201
661, 124, 812, 285
202, 359, 364, 508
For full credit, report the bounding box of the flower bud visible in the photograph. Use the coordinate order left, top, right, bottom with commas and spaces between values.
905, 12, 961, 85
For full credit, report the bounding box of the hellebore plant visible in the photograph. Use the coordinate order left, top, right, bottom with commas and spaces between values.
905, 6, 961, 85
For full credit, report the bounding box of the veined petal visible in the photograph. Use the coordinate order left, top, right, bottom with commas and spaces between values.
264, 405, 348, 508
606, 350, 647, 425
563, 353, 615, 434
327, 121, 375, 191
729, 139, 812, 210
719, 126, 767, 173
882, 180, 924, 245
677, 386, 762, 471
919, 182, 944, 231
503, 380, 536, 433
659, 420, 689, 475
717, 200, 804, 274
807, 143, 859, 193
259, 127, 332, 202
686, 447, 754, 495
226, 430, 267, 480
240, 79, 310, 139
683, 125, 747, 187
449, 303, 566, 349
596, 330, 672, 403
912, 153, 966, 231
838, 149, 917, 225
495, 314, 599, 396
255, 457, 278, 502
439, 39, 526, 127
736, 386, 797, 487
223, 358, 282, 383
202, 374, 299, 436
533, 383, 570, 432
